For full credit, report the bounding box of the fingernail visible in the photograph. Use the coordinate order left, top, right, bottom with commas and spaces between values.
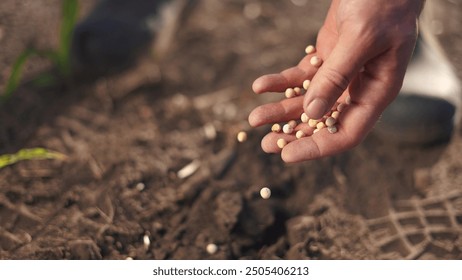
306, 98, 328, 120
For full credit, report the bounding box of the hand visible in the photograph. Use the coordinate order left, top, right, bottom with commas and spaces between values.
248, 0, 424, 162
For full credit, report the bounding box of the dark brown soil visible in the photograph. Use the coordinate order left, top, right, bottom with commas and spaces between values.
1, 0, 462, 260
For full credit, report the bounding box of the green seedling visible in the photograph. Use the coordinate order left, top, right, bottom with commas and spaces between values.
1, 0, 79, 103
0, 148, 67, 169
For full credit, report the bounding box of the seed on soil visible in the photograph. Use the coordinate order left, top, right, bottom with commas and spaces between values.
177, 160, 201, 179
277, 138, 287, 148
308, 119, 318, 128
310, 56, 322, 67
325, 117, 336, 127
305, 45, 315, 54
296, 130, 306, 139
271, 123, 282, 133
331, 111, 340, 119
303, 79, 311, 90
283, 124, 294, 134
285, 88, 296, 98
135, 182, 145, 192
301, 113, 309, 123
143, 234, 151, 249
237, 131, 248, 142
260, 187, 271, 199
316, 122, 326, 130
327, 125, 338, 134
206, 243, 218, 255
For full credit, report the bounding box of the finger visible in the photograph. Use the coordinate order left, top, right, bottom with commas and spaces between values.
303, 36, 367, 119
252, 55, 319, 94
248, 96, 304, 127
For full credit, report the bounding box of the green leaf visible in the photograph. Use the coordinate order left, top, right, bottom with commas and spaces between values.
0, 148, 67, 169
57, 0, 79, 76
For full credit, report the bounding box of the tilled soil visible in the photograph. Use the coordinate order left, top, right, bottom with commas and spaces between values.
1, 0, 462, 260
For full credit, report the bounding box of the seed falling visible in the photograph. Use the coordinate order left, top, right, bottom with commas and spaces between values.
303, 79, 311, 90
285, 88, 296, 98
296, 130, 306, 139
206, 243, 218, 255
305, 45, 315, 54
310, 56, 322, 67
325, 117, 336, 127
328, 125, 338, 134
283, 124, 294, 134
277, 138, 287, 148
308, 119, 318, 128
271, 123, 282, 133
301, 113, 309, 123
237, 131, 248, 142
260, 187, 271, 199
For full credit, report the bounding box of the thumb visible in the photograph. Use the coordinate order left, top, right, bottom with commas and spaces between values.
304, 38, 366, 119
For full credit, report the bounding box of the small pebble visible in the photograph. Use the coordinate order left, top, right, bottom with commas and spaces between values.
237, 131, 248, 142
325, 117, 336, 127
301, 113, 309, 123
303, 79, 311, 90
296, 130, 306, 139
206, 243, 218, 255
260, 187, 271, 199
285, 88, 296, 98
305, 45, 315, 54
277, 138, 287, 148
327, 125, 338, 134
310, 56, 322, 67
271, 123, 282, 133
282, 124, 294, 134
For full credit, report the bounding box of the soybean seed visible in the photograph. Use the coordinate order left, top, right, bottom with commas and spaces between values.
301, 113, 309, 123
325, 117, 336, 127
313, 128, 320, 134
308, 119, 318, 128
327, 125, 338, 134
260, 187, 272, 199
337, 103, 347, 112
285, 88, 296, 98
296, 130, 306, 139
283, 124, 294, 134
206, 243, 218, 255
331, 111, 340, 119
288, 120, 297, 128
305, 45, 315, 54
303, 79, 311, 90
271, 123, 282, 133
345, 95, 352, 105
277, 138, 287, 148
294, 87, 303, 96
316, 122, 326, 130
310, 56, 323, 67
237, 131, 248, 142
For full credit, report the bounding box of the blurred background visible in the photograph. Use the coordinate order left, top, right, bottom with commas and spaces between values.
0, 0, 462, 259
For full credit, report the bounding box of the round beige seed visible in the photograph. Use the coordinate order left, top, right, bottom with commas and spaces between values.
288, 120, 297, 128
308, 119, 318, 128
206, 243, 218, 255
325, 117, 336, 127
345, 95, 352, 105
260, 187, 271, 199
285, 88, 296, 98
313, 128, 320, 134
301, 113, 309, 123
271, 123, 282, 133
305, 45, 315, 54
303, 79, 311, 90
337, 103, 347, 112
327, 125, 338, 134
331, 111, 340, 119
294, 87, 303, 96
316, 122, 326, 130
277, 138, 287, 148
296, 130, 306, 139
310, 56, 322, 67
283, 124, 294, 134
237, 131, 248, 142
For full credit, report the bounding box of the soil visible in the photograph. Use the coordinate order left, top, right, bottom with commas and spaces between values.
1, 0, 462, 260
